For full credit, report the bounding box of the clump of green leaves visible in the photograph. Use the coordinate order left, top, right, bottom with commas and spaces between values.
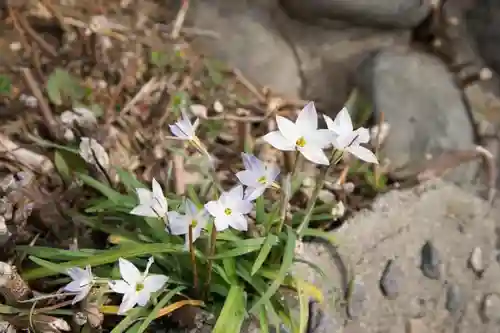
46, 68, 89, 106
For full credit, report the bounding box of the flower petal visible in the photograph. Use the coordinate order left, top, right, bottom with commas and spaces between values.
331, 107, 353, 135
136, 290, 151, 307
152, 179, 167, 214
347, 145, 379, 164
167, 212, 189, 235
205, 201, 223, 218
262, 131, 295, 151
185, 199, 198, 218
63, 280, 83, 292
118, 291, 138, 314
66, 267, 86, 281
234, 198, 253, 214
244, 186, 266, 201
214, 216, 230, 231
72, 286, 91, 304
143, 274, 168, 294
296, 102, 318, 132
130, 205, 157, 218
276, 116, 300, 142
236, 170, 259, 187
135, 188, 152, 205
266, 165, 280, 183
169, 124, 189, 139
306, 129, 335, 149
118, 258, 141, 285
298, 145, 329, 165
352, 127, 370, 145
227, 185, 244, 201
229, 214, 248, 231
108, 280, 130, 294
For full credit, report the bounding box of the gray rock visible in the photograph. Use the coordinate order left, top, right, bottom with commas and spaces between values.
481, 293, 500, 323
380, 259, 402, 299
445, 283, 464, 315
347, 277, 367, 319
354, 49, 478, 186
280, 0, 430, 29
468, 247, 485, 277
420, 241, 442, 280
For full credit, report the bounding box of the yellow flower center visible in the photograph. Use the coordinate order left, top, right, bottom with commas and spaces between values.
191, 219, 198, 227
136, 283, 144, 292
257, 176, 267, 184
295, 136, 306, 147
224, 208, 232, 216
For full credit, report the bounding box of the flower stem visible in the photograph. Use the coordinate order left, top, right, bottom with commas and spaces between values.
276, 151, 300, 233
188, 225, 199, 293
296, 150, 342, 238
204, 225, 217, 299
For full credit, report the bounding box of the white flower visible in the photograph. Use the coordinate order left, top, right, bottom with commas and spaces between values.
262, 102, 333, 165
323, 108, 378, 164
167, 199, 208, 249
79, 137, 110, 169
169, 110, 200, 141
235, 153, 280, 201
130, 178, 168, 219
204, 185, 253, 232
109, 257, 168, 315
63, 265, 93, 304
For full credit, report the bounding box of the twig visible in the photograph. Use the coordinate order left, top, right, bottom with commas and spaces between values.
8, 6, 32, 55
232, 68, 266, 103
20, 68, 59, 140
14, 11, 57, 57
207, 114, 267, 123
38, 0, 72, 35
171, 0, 190, 39
0, 134, 54, 173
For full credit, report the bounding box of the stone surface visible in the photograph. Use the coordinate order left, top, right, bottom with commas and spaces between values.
280, 0, 430, 28
185, 0, 410, 112
380, 259, 402, 299
294, 180, 500, 333
420, 241, 442, 280
354, 49, 478, 186
347, 277, 367, 319
469, 246, 485, 277
481, 293, 500, 323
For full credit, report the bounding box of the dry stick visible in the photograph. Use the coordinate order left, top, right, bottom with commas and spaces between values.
171, 0, 190, 39
232, 68, 266, 103
38, 0, 72, 35
188, 225, 199, 293
8, 6, 32, 54
20, 68, 59, 140
15, 12, 57, 57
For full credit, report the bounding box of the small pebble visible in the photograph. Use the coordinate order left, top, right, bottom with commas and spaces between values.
347, 277, 366, 319
380, 259, 402, 299
213, 100, 224, 113
468, 246, 484, 278
445, 283, 464, 315
420, 241, 441, 280
481, 293, 500, 322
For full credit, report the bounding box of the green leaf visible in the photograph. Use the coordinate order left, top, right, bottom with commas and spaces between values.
258, 306, 270, 333
212, 284, 246, 333
251, 234, 279, 276
301, 229, 337, 246
22, 243, 186, 280
111, 308, 143, 333
149, 50, 169, 68
249, 227, 296, 313
0, 75, 11, 95
115, 167, 146, 194
135, 286, 185, 333
223, 258, 238, 285
54, 150, 70, 181
29, 256, 67, 275
54, 149, 87, 181
76, 172, 131, 205
210, 241, 263, 259
255, 196, 266, 224
17, 246, 100, 260
46, 68, 86, 105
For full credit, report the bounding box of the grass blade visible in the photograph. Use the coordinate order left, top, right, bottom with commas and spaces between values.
212, 284, 246, 333
259, 306, 270, 333
136, 286, 185, 333
296, 279, 309, 333
251, 234, 279, 276
110, 308, 143, 333
249, 227, 296, 314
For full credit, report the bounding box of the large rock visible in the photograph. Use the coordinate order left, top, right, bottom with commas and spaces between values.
279, 0, 431, 29
354, 49, 478, 186
186, 0, 410, 111
296, 180, 500, 333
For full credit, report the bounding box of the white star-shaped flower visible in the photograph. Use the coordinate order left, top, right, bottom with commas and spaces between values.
235, 153, 280, 201
204, 185, 253, 232
108, 257, 168, 315
130, 178, 168, 218
323, 107, 378, 164
63, 265, 93, 304
169, 110, 199, 141
167, 199, 209, 249
262, 102, 333, 165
